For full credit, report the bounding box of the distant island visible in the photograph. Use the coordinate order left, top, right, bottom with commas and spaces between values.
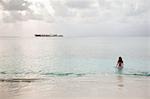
35, 34, 63, 37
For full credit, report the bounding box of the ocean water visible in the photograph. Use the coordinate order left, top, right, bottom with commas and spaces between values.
0, 36, 149, 78
0, 37, 149, 99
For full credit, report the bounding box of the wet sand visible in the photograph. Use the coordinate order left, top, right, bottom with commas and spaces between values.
0, 75, 149, 99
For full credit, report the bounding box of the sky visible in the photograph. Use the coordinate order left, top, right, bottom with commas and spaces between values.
0, 0, 149, 37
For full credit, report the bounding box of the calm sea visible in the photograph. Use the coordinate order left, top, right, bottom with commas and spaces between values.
0, 37, 149, 78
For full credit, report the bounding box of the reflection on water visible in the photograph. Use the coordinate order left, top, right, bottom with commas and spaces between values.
117, 75, 124, 88
115, 68, 124, 89
0, 81, 31, 99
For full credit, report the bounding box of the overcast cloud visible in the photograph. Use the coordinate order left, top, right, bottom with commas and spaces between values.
0, 0, 149, 37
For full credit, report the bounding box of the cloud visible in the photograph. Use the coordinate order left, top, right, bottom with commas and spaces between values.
97, 0, 149, 16
49, 0, 100, 24
0, 0, 149, 23
2, 11, 27, 23
65, 0, 96, 9
96, 0, 149, 24
0, 0, 149, 37
0, 0, 31, 11
0, 0, 54, 23
0, 0, 30, 22
50, 1, 75, 17
49, 0, 149, 24
124, 0, 149, 16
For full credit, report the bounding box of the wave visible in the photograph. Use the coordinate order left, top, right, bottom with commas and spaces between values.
41, 72, 86, 77
0, 78, 40, 82
0, 71, 86, 77
123, 72, 150, 77
1, 70, 149, 77
115, 70, 150, 77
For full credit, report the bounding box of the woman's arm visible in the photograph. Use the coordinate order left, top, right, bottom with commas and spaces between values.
116, 63, 118, 67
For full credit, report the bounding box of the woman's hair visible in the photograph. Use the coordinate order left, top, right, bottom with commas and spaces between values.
118, 57, 123, 63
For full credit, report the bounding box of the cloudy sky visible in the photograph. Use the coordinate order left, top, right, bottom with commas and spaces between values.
0, 0, 149, 37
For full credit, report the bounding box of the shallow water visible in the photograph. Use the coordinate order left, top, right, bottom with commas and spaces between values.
0, 37, 149, 99
0, 37, 149, 77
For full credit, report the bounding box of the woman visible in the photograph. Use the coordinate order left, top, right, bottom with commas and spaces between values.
116, 57, 124, 69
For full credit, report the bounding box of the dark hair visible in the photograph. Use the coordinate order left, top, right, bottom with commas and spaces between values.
118, 57, 123, 63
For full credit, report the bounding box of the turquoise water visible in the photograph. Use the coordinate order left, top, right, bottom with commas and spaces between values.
0, 37, 149, 78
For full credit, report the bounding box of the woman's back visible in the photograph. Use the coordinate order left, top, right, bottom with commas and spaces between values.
117, 57, 124, 68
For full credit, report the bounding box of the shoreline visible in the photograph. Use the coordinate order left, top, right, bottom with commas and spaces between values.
0, 75, 149, 99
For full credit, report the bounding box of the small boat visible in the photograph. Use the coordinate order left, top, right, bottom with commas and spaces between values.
35, 34, 63, 37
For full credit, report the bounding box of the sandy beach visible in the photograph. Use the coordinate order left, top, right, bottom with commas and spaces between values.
0, 74, 149, 99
